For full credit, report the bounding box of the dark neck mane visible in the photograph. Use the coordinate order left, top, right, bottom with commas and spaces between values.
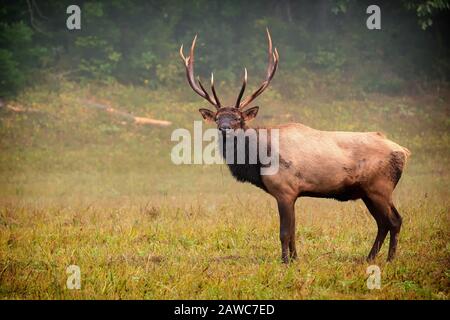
219, 126, 268, 192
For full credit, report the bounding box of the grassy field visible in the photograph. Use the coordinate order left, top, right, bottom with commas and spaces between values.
0, 81, 449, 299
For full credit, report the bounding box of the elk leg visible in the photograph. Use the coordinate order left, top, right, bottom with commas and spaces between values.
289, 234, 297, 260
288, 207, 297, 260
367, 225, 389, 261
277, 199, 295, 263
387, 204, 402, 261
363, 196, 390, 261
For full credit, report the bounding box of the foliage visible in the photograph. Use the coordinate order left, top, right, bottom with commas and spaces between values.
0, 21, 48, 96
403, 0, 450, 29
0, 0, 449, 96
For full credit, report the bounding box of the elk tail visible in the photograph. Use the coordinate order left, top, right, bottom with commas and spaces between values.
402, 147, 411, 161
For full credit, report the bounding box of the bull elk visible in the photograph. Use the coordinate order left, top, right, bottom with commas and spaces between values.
180, 29, 411, 263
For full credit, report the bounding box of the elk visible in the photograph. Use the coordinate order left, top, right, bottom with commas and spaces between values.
180, 29, 411, 263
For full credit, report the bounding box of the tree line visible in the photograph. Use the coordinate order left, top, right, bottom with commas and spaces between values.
0, 0, 449, 97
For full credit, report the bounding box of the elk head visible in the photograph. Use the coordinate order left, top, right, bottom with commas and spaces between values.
180, 29, 279, 133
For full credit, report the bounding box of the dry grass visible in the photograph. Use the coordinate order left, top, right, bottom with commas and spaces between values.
0, 81, 449, 299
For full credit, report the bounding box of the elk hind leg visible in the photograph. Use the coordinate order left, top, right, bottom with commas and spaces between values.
363, 195, 390, 262
387, 204, 402, 261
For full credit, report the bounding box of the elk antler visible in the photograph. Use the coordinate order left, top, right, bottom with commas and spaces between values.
234, 68, 247, 108
179, 36, 221, 109
237, 28, 279, 110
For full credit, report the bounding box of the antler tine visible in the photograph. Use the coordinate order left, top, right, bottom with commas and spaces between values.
238, 29, 279, 110
235, 68, 247, 108
180, 35, 220, 109
189, 34, 197, 63
266, 27, 273, 74
179, 44, 187, 64
210, 73, 222, 109
197, 76, 211, 99
179, 41, 188, 63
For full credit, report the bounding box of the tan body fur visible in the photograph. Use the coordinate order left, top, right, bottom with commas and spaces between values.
263, 123, 410, 203
258, 123, 410, 263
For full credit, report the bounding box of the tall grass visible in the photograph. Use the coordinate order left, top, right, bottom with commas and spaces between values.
0, 81, 449, 299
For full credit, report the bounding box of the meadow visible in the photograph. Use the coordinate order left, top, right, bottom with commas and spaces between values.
0, 80, 448, 299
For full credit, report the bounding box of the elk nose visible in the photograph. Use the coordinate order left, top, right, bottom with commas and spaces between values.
219, 124, 232, 132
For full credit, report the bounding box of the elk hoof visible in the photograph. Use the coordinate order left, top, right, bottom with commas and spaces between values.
386, 254, 396, 262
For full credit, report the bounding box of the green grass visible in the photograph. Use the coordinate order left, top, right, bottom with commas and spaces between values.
0, 81, 449, 299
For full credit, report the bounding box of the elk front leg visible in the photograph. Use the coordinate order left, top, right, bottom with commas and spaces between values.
277, 199, 296, 263
288, 207, 297, 260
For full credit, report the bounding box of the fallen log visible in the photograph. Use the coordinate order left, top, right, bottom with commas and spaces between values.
0, 100, 42, 114
84, 100, 172, 127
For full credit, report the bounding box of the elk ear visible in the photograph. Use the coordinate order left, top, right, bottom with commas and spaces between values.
199, 108, 215, 122
242, 106, 259, 122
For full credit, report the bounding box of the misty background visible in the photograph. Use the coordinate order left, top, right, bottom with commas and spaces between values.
1, 0, 450, 98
